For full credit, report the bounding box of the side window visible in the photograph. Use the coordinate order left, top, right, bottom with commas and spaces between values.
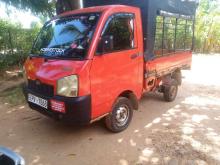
100, 14, 134, 53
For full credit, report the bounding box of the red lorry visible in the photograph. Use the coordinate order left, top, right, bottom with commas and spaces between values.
23, 0, 198, 132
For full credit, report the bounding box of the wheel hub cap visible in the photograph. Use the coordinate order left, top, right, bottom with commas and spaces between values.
115, 105, 129, 126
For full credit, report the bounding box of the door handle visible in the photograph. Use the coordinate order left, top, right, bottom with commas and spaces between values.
130, 53, 139, 59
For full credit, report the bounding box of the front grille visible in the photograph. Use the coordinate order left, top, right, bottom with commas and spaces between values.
28, 80, 54, 97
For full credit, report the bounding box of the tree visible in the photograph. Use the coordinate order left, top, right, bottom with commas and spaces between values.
0, 18, 41, 70
195, 0, 220, 53
56, 0, 81, 15
0, 0, 82, 17
0, 0, 56, 17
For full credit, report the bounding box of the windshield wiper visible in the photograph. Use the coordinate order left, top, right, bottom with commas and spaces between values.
43, 54, 83, 60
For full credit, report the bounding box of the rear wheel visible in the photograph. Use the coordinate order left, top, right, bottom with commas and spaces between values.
105, 97, 133, 133
163, 80, 178, 102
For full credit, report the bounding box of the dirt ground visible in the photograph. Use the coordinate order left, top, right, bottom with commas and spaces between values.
1, 54, 220, 165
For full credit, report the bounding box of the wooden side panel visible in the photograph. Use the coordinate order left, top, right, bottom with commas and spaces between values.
144, 51, 192, 91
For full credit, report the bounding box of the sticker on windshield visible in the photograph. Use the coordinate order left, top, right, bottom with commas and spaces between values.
40, 48, 65, 56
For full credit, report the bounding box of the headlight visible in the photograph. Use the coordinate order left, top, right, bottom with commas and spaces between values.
57, 75, 78, 97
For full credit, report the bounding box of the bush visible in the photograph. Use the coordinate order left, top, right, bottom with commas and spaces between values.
0, 19, 41, 71
0, 53, 28, 71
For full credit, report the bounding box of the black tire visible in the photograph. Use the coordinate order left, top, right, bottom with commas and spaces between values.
163, 80, 178, 102
105, 97, 133, 133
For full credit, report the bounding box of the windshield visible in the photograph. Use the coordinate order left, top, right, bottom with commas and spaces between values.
31, 13, 100, 59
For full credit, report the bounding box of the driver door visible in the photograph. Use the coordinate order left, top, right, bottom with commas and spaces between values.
90, 13, 142, 119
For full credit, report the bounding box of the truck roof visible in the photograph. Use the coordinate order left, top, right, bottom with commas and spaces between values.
58, 5, 139, 18
83, 0, 198, 16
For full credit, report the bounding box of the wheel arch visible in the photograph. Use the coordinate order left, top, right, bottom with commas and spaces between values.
118, 90, 139, 110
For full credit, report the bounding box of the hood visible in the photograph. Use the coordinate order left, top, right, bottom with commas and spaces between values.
24, 57, 87, 84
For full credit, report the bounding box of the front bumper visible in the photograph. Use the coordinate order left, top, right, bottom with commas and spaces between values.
23, 86, 92, 124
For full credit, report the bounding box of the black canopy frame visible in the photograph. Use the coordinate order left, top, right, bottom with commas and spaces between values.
83, 0, 198, 60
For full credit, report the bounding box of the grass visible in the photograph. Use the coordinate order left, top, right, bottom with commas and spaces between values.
0, 85, 26, 106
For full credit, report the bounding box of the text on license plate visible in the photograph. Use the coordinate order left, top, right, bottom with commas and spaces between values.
28, 94, 48, 109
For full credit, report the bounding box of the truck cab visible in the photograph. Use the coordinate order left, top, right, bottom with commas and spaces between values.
23, 1, 198, 132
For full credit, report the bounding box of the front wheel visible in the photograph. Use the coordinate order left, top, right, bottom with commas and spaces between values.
105, 97, 133, 133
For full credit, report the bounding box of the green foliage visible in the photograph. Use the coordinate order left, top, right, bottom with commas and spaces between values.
0, 0, 80, 17
195, 0, 220, 53
0, 0, 56, 18
0, 19, 41, 70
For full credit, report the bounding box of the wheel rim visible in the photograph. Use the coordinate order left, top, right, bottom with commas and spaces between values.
170, 86, 177, 99
115, 104, 130, 127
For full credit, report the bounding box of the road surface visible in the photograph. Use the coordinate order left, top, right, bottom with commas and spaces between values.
0, 55, 220, 165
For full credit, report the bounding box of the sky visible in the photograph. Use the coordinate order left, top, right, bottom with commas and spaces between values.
0, 2, 40, 29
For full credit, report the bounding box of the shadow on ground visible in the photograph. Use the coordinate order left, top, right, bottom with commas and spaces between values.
1, 55, 220, 165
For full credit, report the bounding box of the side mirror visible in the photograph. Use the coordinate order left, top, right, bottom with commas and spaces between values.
97, 35, 114, 55
0, 147, 25, 165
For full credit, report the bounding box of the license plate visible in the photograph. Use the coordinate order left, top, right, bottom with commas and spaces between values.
28, 94, 48, 109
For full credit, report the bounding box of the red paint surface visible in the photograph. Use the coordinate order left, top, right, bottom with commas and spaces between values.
146, 52, 192, 74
